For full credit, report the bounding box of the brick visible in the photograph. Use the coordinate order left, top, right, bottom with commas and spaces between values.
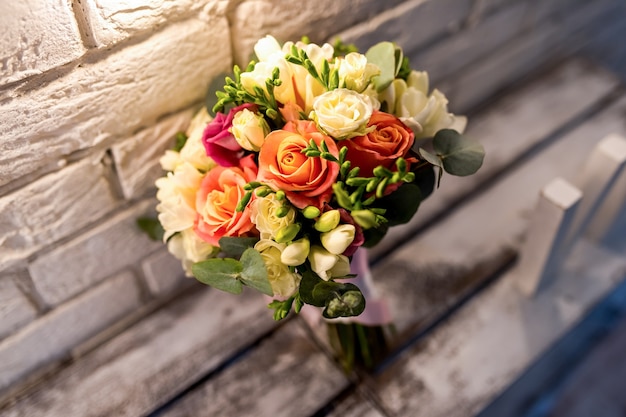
0, 1, 85, 86
0, 15, 231, 188
111, 108, 195, 200
77, 0, 223, 48
28, 200, 161, 307
331, 0, 473, 55
0, 275, 37, 340
0, 155, 119, 272
141, 248, 187, 297
229, 0, 405, 66
0, 270, 141, 394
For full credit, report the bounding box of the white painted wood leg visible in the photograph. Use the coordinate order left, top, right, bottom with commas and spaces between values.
585, 134, 626, 249
515, 178, 582, 296
561, 134, 626, 256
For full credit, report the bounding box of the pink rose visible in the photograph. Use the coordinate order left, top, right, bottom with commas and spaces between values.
202, 103, 256, 167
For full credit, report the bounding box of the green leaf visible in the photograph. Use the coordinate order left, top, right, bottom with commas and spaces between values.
173, 132, 188, 153
136, 217, 164, 241
433, 129, 485, 176
268, 297, 294, 321
191, 258, 243, 294
365, 42, 397, 92
414, 165, 436, 201
418, 148, 443, 168
240, 248, 273, 296
376, 183, 421, 226
361, 224, 389, 248
218, 236, 259, 257
299, 269, 326, 307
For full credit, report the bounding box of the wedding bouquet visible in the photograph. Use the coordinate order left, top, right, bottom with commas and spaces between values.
149, 35, 483, 366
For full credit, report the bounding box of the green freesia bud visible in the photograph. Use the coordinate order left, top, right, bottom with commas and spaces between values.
302, 206, 321, 219
280, 238, 310, 266
275, 223, 301, 243
314, 210, 341, 232
351, 209, 378, 230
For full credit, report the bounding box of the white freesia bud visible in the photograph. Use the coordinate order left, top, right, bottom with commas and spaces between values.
311, 89, 378, 139
337, 52, 380, 93
167, 229, 218, 276
314, 209, 341, 232
255, 239, 301, 298
254, 35, 284, 62
308, 246, 340, 281
320, 224, 356, 255
281, 237, 310, 266
329, 254, 351, 278
250, 194, 296, 240
231, 108, 270, 151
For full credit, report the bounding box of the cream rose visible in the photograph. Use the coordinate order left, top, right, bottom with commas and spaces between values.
231, 108, 270, 151
155, 162, 204, 240
167, 229, 218, 276
336, 52, 380, 93
380, 70, 467, 139
255, 239, 301, 298
250, 193, 296, 240
311, 88, 378, 139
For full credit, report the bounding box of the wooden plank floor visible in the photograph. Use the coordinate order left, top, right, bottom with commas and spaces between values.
1, 57, 625, 417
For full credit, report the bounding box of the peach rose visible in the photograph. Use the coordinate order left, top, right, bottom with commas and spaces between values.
343, 111, 415, 177
258, 120, 339, 209
194, 155, 258, 246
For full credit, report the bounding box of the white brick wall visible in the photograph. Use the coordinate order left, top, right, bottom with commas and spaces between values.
0, 0, 613, 402
0, 1, 85, 86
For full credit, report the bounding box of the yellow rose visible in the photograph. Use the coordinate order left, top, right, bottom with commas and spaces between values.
250, 193, 296, 240
311, 89, 378, 139
255, 239, 301, 298
231, 108, 270, 151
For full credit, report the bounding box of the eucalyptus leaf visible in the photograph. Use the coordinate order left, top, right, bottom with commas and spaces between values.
299, 269, 326, 307
433, 129, 485, 176
414, 165, 436, 201
240, 248, 273, 296
418, 148, 443, 168
376, 183, 421, 226
323, 285, 366, 319
365, 42, 397, 92
192, 258, 243, 294
361, 223, 389, 248
218, 236, 260, 257
136, 217, 164, 242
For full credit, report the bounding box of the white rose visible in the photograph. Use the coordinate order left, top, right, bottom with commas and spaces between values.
320, 224, 356, 255
156, 162, 204, 240
168, 229, 217, 276
312, 88, 378, 139
380, 70, 467, 139
179, 108, 215, 172
255, 239, 301, 298
250, 194, 296, 240
231, 108, 270, 151
281, 237, 310, 266
337, 52, 381, 93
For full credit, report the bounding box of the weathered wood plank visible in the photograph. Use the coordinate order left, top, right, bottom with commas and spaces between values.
366, 94, 626, 415
0, 285, 276, 417
373, 241, 626, 417
371, 58, 620, 260
158, 319, 349, 417
326, 390, 386, 417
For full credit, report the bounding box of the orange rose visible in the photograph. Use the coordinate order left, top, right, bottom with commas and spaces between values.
194, 155, 258, 246
343, 111, 415, 177
258, 120, 339, 209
